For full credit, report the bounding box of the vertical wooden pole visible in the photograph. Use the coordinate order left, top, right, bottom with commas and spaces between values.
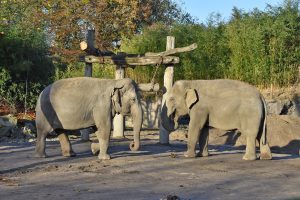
81, 30, 95, 141
112, 65, 125, 138
84, 30, 94, 77
159, 36, 175, 144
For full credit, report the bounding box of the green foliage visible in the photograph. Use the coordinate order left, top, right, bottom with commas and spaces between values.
0, 3, 54, 112
121, 21, 230, 85
225, 0, 300, 86
0, 68, 43, 111
53, 62, 115, 80
121, 0, 300, 88
121, 23, 169, 84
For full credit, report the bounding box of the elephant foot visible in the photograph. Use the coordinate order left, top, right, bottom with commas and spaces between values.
260, 144, 272, 160
34, 152, 48, 158
197, 151, 209, 157
184, 151, 196, 158
260, 153, 272, 160
98, 153, 111, 160
62, 151, 77, 157
91, 143, 100, 155
242, 154, 257, 161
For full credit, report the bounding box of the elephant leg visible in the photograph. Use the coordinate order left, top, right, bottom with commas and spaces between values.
95, 130, 111, 160
35, 128, 48, 158
58, 133, 76, 157
259, 142, 272, 160
197, 126, 209, 157
93, 108, 112, 160
258, 137, 272, 160
184, 112, 208, 158
243, 132, 257, 161
91, 142, 100, 155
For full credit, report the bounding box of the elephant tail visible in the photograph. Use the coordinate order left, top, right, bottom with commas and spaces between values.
260, 95, 268, 145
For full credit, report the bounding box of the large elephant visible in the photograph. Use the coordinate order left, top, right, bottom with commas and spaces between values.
161, 79, 272, 161
35, 77, 143, 160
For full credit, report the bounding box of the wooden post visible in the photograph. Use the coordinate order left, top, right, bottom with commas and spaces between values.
80, 30, 95, 141
84, 30, 94, 77
112, 65, 125, 138
159, 36, 175, 144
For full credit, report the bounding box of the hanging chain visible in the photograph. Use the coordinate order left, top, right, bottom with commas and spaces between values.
150, 56, 163, 86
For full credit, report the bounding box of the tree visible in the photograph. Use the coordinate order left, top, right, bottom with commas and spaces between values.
29, 0, 194, 62
0, 1, 54, 111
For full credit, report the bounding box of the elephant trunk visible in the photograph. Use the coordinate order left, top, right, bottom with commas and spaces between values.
161, 104, 175, 132
129, 103, 142, 151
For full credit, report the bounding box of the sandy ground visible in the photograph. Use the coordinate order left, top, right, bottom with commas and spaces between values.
0, 130, 300, 200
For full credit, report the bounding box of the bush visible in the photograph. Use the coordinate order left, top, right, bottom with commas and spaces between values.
0, 68, 43, 112
120, 1, 300, 88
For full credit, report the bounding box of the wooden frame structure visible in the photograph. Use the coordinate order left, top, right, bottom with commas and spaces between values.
79, 30, 197, 143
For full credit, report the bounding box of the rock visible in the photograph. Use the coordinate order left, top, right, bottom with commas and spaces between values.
208, 115, 300, 155
266, 99, 296, 115
161, 195, 180, 200
267, 115, 300, 155
0, 115, 17, 137
266, 100, 284, 115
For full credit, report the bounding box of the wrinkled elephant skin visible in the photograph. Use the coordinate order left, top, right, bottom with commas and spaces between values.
35, 77, 143, 160
161, 79, 272, 161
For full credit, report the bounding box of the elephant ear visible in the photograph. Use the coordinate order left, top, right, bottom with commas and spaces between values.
112, 88, 122, 114
185, 89, 199, 109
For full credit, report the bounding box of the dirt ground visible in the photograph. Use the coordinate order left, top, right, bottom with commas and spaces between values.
0, 130, 300, 200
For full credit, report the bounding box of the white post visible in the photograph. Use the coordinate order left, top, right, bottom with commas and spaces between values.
112, 65, 125, 138
159, 36, 175, 144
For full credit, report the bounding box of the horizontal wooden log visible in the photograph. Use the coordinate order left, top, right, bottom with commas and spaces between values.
137, 83, 160, 92
145, 43, 197, 57
80, 55, 180, 66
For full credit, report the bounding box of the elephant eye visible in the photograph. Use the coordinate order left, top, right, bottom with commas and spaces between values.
130, 98, 136, 103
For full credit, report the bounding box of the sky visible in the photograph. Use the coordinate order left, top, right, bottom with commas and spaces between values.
175, 0, 283, 23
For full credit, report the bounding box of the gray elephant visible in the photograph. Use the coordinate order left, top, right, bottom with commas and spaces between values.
161, 79, 272, 161
35, 77, 142, 160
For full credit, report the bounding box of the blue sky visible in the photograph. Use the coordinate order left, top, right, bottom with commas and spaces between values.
175, 0, 283, 23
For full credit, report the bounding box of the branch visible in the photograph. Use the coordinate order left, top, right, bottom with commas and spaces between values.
145, 43, 197, 57
137, 83, 160, 92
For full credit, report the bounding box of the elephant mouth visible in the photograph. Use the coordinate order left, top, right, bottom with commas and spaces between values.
169, 109, 176, 121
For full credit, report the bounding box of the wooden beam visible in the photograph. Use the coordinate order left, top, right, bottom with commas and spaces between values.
81, 55, 179, 66
145, 43, 197, 57
137, 83, 160, 92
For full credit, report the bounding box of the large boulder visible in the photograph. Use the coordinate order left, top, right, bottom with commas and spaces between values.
266, 99, 300, 116
208, 115, 300, 155
0, 115, 18, 137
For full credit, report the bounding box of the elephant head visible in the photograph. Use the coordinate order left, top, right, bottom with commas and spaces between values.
111, 78, 143, 151
161, 81, 198, 131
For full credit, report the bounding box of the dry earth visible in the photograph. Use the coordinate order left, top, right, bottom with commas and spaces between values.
1, 130, 300, 200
